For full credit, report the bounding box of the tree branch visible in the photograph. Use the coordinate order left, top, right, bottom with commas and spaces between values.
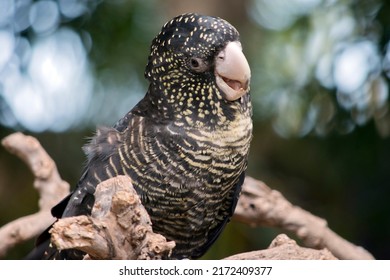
233, 176, 374, 260
0, 132, 69, 257
225, 234, 337, 260
50, 176, 175, 259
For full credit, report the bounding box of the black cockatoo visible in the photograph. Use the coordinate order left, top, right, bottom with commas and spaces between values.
29, 13, 252, 260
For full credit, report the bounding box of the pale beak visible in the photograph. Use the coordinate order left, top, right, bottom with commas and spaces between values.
215, 41, 251, 101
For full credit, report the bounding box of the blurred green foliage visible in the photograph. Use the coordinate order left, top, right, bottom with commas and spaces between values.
0, 0, 389, 259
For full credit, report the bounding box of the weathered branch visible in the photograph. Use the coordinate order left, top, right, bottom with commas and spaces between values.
50, 176, 175, 259
225, 234, 337, 260
0, 132, 69, 257
0, 132, 375, 260
233, 176, 375, 260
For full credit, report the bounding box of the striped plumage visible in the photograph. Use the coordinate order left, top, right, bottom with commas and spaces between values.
34, 13, 252, 259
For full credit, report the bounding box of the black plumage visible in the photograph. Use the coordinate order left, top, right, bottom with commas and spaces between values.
31, 13, 252, 259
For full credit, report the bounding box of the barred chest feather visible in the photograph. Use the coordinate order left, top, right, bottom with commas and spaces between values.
90, 98, 248, 257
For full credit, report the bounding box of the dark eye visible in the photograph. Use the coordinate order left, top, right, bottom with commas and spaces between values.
188, 57, 208, 72
190, 58, 200, 68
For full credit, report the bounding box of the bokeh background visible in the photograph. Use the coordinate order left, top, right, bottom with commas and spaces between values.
1, 0, 389, 259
